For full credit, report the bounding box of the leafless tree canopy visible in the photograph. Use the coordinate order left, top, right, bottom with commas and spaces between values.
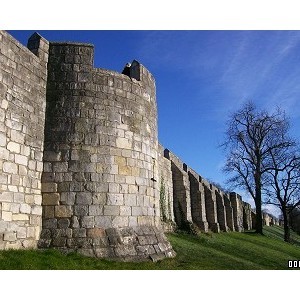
222, 101, 295, 234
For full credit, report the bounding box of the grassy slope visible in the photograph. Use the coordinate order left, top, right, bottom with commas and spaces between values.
0, 225, 299, 270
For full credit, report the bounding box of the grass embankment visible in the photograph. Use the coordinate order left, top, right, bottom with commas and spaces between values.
0, 225, 299, 270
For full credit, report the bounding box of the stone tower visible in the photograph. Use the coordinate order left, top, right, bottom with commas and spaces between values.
38, 41, 175, 260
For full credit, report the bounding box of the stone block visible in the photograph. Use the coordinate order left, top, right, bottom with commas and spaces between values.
74, 205, 89, 216
0, 132, 6, 146
43, 206, 54, 218
10, 130, 25, 144
76, 192, 92, 205
87, 228, 106, 238
43, 151, 61, 161
1, 202, 10, 211
16, 227, 27, 239
12, 213, 29, 221
104, 205, 120, 216
19, 165, 28, 175
132, 206, 142, 216
128, 185, 138, 194
53, 237, 67, 247
22, 240, 37, 249
6, 241, 22, 250
28, 160, 36, 170
3, 232, 17, 242
111, 216, 129, 227
24, 194, 34, 204
7, 141, 20, 153
119, 165, 131, 175
88, 205, 103, 216
41, 182, 58, 193
53, 162, 68, 173
114, 245, 137, 257
94, 216, 112, 228
55, 205, 72, 218
1, 211, 12, 221
107, 193, 124, 205
10, 203, 20, 213
43, 193, 60, 205
1, 99, 8, 110
15, 154, 28, 166
129, 216, 138, 227
137, 236, 148, 246
115, 156, 126, 166
34, 195, 42, 205
0, 192, 14, 202
124, 194, 136, 206
94, 248, 112, 258
57, 218, 70, 229
43, 218, 57, 229
0, 174, 7, 185
120, 206, 131, 216
150, 253, 167, 262
116, 137, 131, 149
3, 161, 18, 174
81, 216, 95, 228
71, 216, 80, 228
27, 227, 36, 238
31, 205, 42, 215
0, 147, 9, 160
20, 203, 31, 214
72, 228, 87, 238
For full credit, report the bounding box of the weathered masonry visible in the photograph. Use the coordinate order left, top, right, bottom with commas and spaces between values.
0, 31, 278, 260
157, 147, 255, 233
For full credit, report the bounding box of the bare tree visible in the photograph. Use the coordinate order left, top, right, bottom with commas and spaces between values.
264, 148, 300, 242
222, 102, 294, 234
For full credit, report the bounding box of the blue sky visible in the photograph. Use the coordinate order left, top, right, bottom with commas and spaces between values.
8, 30, 300, 215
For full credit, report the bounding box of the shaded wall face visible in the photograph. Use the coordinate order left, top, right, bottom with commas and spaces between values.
158, 146, 174, 228
171, 162, 187, 228
40, 43, 161, 252
214, 189, 228, 232
230, 193, 244, 232
188, 172, 208, 231
242, 203, 252, 230
0, 31, 48, 249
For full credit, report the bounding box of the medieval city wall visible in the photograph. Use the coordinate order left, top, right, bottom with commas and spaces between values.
157, 146, 253, 233
0, 31, 278, 260
0, 31, 48, 250
38, 40, 174, 260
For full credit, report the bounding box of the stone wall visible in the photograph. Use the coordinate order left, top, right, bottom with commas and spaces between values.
0, 31, 48, 250
157, 147, 255, 234
157, 144, 175, 231
188, 168, 208, 232
0, 31, 278, 260
38, 41, 174, 260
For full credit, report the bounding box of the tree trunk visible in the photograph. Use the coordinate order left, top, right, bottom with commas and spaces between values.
255, 198, 263, 234
254, 168, 263, 234
283, 207, 291, 243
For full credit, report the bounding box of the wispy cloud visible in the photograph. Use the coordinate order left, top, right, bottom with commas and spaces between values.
218, 31, 300, 116
138, 31, 300, 122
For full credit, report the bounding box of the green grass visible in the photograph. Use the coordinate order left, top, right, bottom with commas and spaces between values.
0, 225, 299, 270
